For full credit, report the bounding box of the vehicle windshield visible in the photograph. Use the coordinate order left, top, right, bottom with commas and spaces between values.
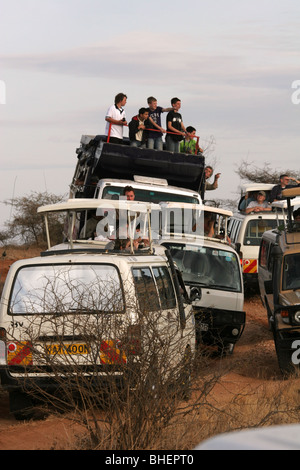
244, 219, 278, 246
9, 264, 124, 315
102, 185, 199, 204
282, 253, 300, 291
163, 243, 242, 292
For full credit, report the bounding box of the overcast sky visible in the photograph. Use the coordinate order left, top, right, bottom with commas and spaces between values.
1, 0, 299, 230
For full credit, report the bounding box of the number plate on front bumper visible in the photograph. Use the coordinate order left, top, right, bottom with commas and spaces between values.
45, 343, 90, 355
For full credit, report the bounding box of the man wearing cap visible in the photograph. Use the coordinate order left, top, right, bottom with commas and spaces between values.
245, 191, 271, 214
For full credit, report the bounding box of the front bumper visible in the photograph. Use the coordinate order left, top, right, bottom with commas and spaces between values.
193, 307, 246, 347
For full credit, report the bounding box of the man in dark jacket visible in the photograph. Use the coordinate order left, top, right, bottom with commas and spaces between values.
269, 174, 300, 202
128, 108, 150, 148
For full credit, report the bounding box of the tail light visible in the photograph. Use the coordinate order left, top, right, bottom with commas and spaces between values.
7, 341, 33, 366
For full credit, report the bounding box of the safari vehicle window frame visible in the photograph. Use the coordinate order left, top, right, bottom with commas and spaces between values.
7, 262, 126, 317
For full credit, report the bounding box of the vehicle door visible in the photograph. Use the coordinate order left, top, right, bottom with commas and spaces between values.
132, 265, 187, 367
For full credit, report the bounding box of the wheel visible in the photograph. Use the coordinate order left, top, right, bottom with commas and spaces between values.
179, 346, 192, 400
9, 391, 35, 421
265, 299, 273, 331
273, 332, 295, 375
217, 342, 235, 356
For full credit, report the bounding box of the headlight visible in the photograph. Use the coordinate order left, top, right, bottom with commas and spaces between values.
294, 311, 300, 324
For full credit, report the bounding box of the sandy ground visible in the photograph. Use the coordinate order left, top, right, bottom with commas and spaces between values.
0, 254, 288, 450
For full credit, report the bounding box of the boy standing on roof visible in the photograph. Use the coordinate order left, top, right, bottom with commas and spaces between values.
105, 93, 128, 144
180, 126, 204, 154
166, 97, 187, 153
128, 108, 150, 148
146, 96, 172, 150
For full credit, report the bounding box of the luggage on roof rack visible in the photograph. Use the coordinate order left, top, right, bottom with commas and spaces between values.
71, 135, 205, 199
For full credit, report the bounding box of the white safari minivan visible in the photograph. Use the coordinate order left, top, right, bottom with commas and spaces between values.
158, 203, 245, 355
0, 200, 195, 419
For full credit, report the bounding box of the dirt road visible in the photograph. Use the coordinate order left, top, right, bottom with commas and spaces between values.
0, 291, 285, 450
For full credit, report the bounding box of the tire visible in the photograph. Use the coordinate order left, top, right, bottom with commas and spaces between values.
265, 299, 273, 331
273, 332, 295, 375
179, 346, 192, 400
217, 342, 235, 357
9, 391, 35, 421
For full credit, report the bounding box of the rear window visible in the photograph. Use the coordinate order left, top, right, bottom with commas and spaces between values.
9, 264, 124, 315
244, 219, 278, 246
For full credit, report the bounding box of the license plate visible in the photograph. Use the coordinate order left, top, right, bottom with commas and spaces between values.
45, 343, 90, 355
199, 323, 209, 332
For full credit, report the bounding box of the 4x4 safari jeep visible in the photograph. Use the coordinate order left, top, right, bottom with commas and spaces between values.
0, 200, 195, 419
258, 187, 300, 373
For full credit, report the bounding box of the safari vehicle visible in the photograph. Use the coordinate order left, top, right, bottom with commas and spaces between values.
70, 134, 205, 202
0, 200, 195, 419
229, 185, 283, 288
258, 187, 300, 373
157, 203, 245, 355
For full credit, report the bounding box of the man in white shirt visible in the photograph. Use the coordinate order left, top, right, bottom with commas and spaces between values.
105, 93, 128, 144
245, 191, 271, 214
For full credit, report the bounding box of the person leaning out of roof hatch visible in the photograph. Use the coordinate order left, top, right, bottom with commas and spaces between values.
204, 165, 221, 191
245, 190, 272, 214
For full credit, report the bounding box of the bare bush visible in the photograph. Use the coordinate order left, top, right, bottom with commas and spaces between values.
3, 191, 66, 246
235, 159, 300, 184
6, 268, 196, 450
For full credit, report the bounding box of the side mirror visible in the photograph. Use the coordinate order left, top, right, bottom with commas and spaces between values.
190, 287, 202, 302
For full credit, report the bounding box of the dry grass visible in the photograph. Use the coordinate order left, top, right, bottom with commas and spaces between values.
148, 370, 300, 450
0, 244, 43, 295
0, 244, 43, 261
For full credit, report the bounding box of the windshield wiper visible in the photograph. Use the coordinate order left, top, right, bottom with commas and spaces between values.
213, 284, 237, 290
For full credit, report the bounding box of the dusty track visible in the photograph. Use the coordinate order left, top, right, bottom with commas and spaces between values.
0, 290, 284, 450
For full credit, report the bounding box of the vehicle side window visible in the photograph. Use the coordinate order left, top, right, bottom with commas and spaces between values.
229, 220, 241, 242
132, 268, 160, 312
228, 219, 236, 239
259, 239, 269, 268
267, 244, 274, 272
234, 221, 242, 241
152, 266, 177, 309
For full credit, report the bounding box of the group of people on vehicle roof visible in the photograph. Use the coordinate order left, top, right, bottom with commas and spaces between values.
240, 174, 300, 213
104, 93, 204, 154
